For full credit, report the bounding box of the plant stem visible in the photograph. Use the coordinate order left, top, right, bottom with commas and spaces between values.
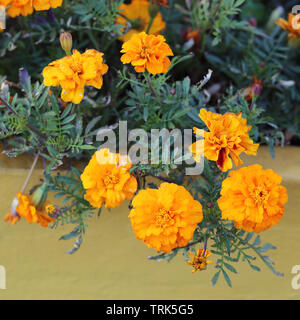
20, 151, 40, 194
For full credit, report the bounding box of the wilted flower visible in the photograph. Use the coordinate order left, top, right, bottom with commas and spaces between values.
4, 197, 20, 225
129, 182, 203, 253
42, 49, 108, 104
218, 164, 288, 233
120, 32, 173, 74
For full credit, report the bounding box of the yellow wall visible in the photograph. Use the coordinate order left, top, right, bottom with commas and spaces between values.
0, 147, 300, 300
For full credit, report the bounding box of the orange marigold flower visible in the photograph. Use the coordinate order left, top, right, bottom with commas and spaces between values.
33, 0, 63, 11
218, 164, 288, 233
129, 182, 203, 253
16, 192, 55, 227
186, 248, 213, 273
4, 197, 20, 225
189, 109, 259, 172
0, 0, 63, 17
81, 148, 138, 209
275, 13, 300, 39
120, 32, 173, 74
115, 0, 165, 42
42, 49, 108, 104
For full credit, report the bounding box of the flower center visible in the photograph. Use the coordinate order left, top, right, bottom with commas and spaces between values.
70, 60, 82, 74
191, 256, 208, 271
252, 186, 269, 205
45, 204, 56, 214
155, 208, 174, 228
140, 46, 151, 59
103, 174, 119, 186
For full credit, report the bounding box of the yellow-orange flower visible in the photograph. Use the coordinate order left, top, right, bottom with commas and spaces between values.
81, 148, 138, 209
42, 49, 108, 104
189, 109, 259, 172
186, 248, 213, 273
33, 0, 62, 11
275, 13, 300, 39
115, 0, 165, 42
4, 197, 20, 225
120, 32, 173, 74
218, 164, 288, 233
16, 192, 55, 227
0, 0, 62, 17
129, 183, 203, 253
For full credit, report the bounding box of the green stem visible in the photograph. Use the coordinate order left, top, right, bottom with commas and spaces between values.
20, 151, 40, 194
146, 16, 154, 34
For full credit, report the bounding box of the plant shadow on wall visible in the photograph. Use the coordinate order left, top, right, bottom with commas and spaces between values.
0, 0, 298, 287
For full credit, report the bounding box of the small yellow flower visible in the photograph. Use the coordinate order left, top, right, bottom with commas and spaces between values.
120, 32, 173, 74
42, 49, 108, 104
186, 249, 213, 273
115, 0, 165, 42
275, 13, 300, 39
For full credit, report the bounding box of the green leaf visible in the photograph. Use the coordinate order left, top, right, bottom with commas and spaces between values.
211, 270, 221, 286
222, 269, 232, 287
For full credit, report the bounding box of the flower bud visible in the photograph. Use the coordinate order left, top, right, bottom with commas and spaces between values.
60, 32, 72, 55
148, 2, 160, 20
248, 18, 257, 27
31, 183, 48, 210
170, 88, 176, 95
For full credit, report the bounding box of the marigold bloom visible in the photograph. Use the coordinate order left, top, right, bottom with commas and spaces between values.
218, 164, 288, 233
115, 0, 165, 42
16, 192, 55, 227
81, 148, 138, 209
0, 0, 62, 17
129, 183, 203, 253
189, 109, 259, 172
120, 32, 173, 74
275, 13, 300, 39
4, 197, 20, 225
42, 49, 108, 104
186, 249, 213, 273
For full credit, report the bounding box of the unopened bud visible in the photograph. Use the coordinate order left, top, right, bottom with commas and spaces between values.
206, 202, 213, 208
31, 183, 48, 210
248, 18, 257, 27
60, 32, 72, 55
170, 88, 176, 95
149, 2, 160, 19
